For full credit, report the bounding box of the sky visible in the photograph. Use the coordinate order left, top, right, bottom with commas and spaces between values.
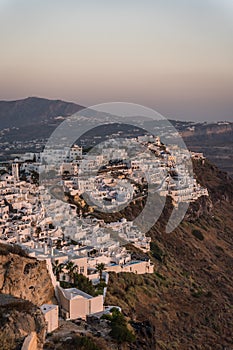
0, 0, 233, 122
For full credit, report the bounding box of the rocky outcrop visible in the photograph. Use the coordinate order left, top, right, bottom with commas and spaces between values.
182, 122, 233, 138
0, 294, 46, 350
0, 247, 54, 306
193, 159, 233, 204
0, 245, 55, 349
182, 123, 233, 178
186, 195, 213, 222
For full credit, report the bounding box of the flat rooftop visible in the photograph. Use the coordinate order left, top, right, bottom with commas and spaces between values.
63, 288, 92, 300
40, 304, 58, 314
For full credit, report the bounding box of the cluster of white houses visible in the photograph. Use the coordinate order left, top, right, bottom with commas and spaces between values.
15, 139, 208, 210
0, 166, 154, 333
0, 137, 209, 333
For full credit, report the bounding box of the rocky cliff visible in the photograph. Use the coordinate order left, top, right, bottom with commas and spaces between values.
0, 245, 54, 305
181, 123, 233, 178
0, 294, 46, 350
0, 245, 55, 349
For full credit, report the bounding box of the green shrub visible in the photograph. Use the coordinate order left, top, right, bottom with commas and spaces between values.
102, 308, 135, 344
155, 272, 166, 281
191, 288, 203, 298
56, 335, 101, 350
61, 273, 106, 297
150, 242, 164, 262
0, 243, 29, 257
110, 323, 135, 343
191, 229, 204, 241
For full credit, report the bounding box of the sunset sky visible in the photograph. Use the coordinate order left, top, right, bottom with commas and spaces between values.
0, 0, 233, 121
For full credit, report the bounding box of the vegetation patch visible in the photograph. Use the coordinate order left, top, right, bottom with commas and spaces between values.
0, 243, 29, 257
191, 229, 204, 241
60, 274, 106, 297
102, 308, 135, 344
45, 334, 101, 350
150, 242, 165, 262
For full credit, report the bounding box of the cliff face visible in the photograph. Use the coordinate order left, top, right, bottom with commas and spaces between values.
182, 123, 233, 178
182, 123, 233, 138
0, 294, 46, 350
0, 248, 54, 305
0, 246, 55, 349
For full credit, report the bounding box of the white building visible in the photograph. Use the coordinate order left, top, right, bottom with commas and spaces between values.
40, 304, 59, 333
12, 163, 19, 182
57, 286, 104, 320
69, 145, 82, 161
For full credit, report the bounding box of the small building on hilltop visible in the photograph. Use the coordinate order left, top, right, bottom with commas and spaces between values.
40, 304, 59, 333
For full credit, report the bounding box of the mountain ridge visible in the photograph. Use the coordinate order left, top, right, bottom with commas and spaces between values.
0, 96, 84, 129
0, 97, 232, 177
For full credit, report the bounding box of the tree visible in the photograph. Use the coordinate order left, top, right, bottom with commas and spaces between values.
73, 273, 96, 296
56, 239, 62, 250
52, 260, 64, 281
20, 169, 27, 181
66, 261, 78, 283
30, 170, 39, 184
102, 308, 135, 344
95, 263, 106, 281
35, 226, 41, 238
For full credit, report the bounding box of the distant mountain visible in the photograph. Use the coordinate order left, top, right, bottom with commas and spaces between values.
0, 97, 232, 177
0, 97, 84, 129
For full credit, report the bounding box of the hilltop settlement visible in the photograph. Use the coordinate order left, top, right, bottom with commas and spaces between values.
0, 135, 209, 341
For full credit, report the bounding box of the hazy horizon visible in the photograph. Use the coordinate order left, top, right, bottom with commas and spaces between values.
1, 95, 233, 124
1, 0, 233, 122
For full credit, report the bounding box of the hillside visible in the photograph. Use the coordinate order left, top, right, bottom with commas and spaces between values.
0, 162, 232, 349
104, 159, 233, 349
0, 97, 84, 129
